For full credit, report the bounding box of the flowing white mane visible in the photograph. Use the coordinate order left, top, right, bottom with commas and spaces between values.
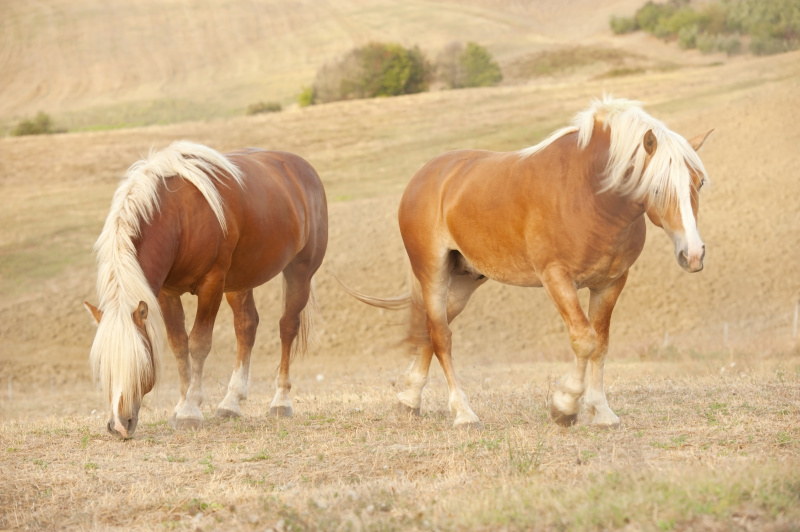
520, 96, 707, 210
90, 141, 243, 409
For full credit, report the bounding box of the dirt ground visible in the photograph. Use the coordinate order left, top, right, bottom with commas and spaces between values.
0, 1, 799, 529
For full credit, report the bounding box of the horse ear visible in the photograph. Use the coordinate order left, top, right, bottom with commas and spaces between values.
643, 129, 657, 155
84, 301, 103, 325
688, 129, 714, 152
133, 301, 148, 327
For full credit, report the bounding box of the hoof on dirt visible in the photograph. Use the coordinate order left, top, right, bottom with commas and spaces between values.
173, 416, 204, 430
591, 418, 621, 430
551, 411, 578, 427
270, 405, 293, 418
550, 402, 579, 426
214, 408, 241, 420
396, 403, 421, 417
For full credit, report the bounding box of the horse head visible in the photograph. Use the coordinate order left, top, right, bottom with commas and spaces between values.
84, 300, 155, 439
642, 128, 714, 273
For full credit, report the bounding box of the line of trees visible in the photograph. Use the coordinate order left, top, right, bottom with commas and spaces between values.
610, 0, 800, 56
300, 41, 502, 106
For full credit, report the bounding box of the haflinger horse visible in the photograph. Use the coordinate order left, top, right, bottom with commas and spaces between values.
84, 141, 327, 438
341, 96, 712, 428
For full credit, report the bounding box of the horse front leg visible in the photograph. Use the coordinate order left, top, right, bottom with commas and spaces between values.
216, 289, 258, 419
158, 292, 191, 428
541, 267, 597, 426
584, 272, 629, 428
175, 275, 225, 429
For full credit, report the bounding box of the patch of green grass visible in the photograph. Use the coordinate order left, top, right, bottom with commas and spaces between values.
243, 450, 271, 462
200, 454, 214, 474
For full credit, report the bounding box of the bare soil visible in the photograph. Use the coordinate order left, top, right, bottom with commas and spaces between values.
0, 1, 799, 530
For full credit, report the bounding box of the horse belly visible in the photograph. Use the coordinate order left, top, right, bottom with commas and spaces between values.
455, 245, 543, 287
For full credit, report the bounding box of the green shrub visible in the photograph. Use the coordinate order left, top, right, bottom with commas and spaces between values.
298, 86, 316, 107
11, 112, 56, 136
312, 42, 431, 103
717, 34, 743, 55
612, 0, 799, 56
696, 32, 743, 55
245, 101, 282, 115
610, 15, 638, 34
749, 34, 792, 55
677, 24, 699, 49
460, 42, 503, 88
436, 41, 502, 89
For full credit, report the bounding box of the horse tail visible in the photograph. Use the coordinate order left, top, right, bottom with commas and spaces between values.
334, 264, 430, 354
284, 275, 320, 359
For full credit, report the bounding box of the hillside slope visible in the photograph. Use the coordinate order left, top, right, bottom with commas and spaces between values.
0, 0, 646, 131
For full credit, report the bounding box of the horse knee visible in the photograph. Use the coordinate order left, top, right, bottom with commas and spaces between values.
570, 327, 598, 359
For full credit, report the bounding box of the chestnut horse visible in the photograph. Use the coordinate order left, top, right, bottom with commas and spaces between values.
84, 141, 328, 438
341, 97, 712, 428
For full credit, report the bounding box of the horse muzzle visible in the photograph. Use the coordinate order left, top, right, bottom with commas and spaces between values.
678, 244, 705, 273
107, 412, 139, 439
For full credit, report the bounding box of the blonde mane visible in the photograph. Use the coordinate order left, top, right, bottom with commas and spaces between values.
90, 141, 243, 409
520, 96, 708, 210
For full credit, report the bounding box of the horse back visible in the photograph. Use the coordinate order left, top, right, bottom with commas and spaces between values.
222, 150, 328, 291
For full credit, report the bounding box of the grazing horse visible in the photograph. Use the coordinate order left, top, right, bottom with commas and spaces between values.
341, 97, 712, 428
84, 141, 328, 438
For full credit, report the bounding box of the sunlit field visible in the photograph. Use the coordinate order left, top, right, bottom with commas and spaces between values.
1, 1, 799, 529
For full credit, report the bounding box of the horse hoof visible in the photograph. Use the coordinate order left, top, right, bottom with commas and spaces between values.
270, 406, 293, 418
215, 408, 241, 420
396, 403, 421, 417
591, 416, 621, 429
173, 417, 204, 430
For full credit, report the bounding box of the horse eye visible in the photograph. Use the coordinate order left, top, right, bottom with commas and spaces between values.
698, 178, 705, 189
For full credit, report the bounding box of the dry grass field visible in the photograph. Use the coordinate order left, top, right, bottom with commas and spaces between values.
1, 1, 800, 530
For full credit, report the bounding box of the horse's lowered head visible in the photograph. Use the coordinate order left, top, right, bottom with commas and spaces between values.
84, 300, 156, 439
640, 128, 713, 273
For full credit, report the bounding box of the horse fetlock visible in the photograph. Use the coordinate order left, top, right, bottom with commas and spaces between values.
449, 391, 478, 426
397, 389, 422, 410
556, 374, 585, 398
551, 389, 581, 417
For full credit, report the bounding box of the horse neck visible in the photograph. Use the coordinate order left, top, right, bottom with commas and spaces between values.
584, 125, 647, 229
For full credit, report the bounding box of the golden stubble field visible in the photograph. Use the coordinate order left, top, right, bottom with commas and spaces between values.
1, 1, 800, 530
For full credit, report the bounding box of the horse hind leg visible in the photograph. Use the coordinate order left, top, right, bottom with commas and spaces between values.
215, 289, 258, 419
270, 267, 316, 418
397, 256, 486, 420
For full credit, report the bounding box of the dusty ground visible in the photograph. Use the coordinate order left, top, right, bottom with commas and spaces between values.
1, 1, 799, 530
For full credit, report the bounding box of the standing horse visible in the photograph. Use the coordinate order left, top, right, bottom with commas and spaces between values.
341, 97, 712, 428
84, 141, 327, 438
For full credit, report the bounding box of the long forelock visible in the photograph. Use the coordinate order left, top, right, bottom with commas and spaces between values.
90, 141, 243, 408
574, 96, 708, 210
